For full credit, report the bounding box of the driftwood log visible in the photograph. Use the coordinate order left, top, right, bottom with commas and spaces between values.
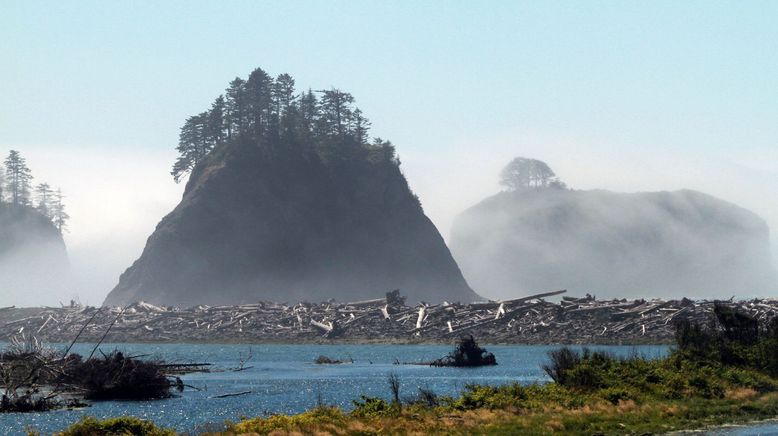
0, 291, 771, 344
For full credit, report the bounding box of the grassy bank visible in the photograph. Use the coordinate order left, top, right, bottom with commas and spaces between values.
52, 382, 778, 435
48, 302, 778, 435
212, 346, 778, 435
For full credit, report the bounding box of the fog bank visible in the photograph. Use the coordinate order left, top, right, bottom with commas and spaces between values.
449, 188, 776, 301
7, 130, 778, 306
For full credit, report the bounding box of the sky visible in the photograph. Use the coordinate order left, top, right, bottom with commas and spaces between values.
1, 1, 777, 305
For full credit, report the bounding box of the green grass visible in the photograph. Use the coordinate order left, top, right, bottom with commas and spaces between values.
54, 416, 175, 436
54, 359, 778, 435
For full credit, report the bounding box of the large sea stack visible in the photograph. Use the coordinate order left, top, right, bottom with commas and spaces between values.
450, 188, 776, 300
0, 203, 70, 305
105, 68, 478, 307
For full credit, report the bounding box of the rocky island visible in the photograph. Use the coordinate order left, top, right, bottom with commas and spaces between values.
0, 151, 70, 307
105, 68, 479, 307
450, 158, 776, 301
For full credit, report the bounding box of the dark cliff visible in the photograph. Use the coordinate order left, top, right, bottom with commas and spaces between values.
105, 140, 479, 307
450, 189, 776, 300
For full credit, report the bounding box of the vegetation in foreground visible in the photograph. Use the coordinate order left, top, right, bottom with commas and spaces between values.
53, 303, 778, 434
51, 416, 175, 436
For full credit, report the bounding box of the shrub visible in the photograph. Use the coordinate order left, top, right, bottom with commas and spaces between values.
542, 347, 616, 390
565, 364, 607, 390
599, 386, 634, 405
57, 416, 175, 436
449, 383, 530, 410
452, 385, 500, 410
413, 387, 438, 408
351, 395, 392, 418
715, 302, 759, 345
542, 347, 580, 385
674, 303, 778, 378
387, 372, 401, 405
231, 407, 345, 434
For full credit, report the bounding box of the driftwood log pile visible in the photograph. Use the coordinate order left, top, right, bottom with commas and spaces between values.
0, 291, 774, 344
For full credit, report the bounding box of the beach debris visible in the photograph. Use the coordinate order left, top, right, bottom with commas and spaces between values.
0, 332, 212, 412
429, 335, 497, 367
211, 391, 252, 399
2, 290, 775, 344
314, 355, 352, 364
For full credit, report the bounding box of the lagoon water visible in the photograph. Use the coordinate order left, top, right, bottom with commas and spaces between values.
1, 343, 672, 434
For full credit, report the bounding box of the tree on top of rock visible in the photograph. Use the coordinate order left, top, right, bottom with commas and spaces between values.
35, 182, 54, 219
4, 150, 33, 206
0, 149, 69, 234
317, 89, 354, 138
499, 157, 567, 191
171, 113, 211, 183
52, 188, 69, 233
170, 67, 388, 183
225, 77, 248, 140
273, 73, 296, 117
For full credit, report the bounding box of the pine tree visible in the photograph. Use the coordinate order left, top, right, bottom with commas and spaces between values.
318, 89, 354, 138
4, 150, 33, 206
171, 113, 210, 182
273, 73, 296, 116
170, 68, 403, 182
225, 77, 247, 139
297, 89, 319, 138
245, 67, 273, 140
0, 161, 5, 203
369, 138, 397, 164
51, 188, 69, 233
352, 108, 370, 145
35, 182, 54, 219
207, 96, 226, 144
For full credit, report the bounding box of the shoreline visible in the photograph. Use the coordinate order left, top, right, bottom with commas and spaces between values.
2, 292, 746, 345
4, 337, 674, 346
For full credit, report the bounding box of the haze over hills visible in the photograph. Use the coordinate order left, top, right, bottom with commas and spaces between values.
0, 150, 71, 307
450, 158, 777, 301
0, 204, 70, 306
104, 67, 479, 307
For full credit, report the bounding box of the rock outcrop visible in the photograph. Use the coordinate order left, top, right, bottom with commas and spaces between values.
0, 204, 70, 305
450, 189, 776, 300
105, 141, 479, 307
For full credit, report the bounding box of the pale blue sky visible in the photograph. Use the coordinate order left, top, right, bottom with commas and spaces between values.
3, 1, 777, 152
1, 1, 777, 303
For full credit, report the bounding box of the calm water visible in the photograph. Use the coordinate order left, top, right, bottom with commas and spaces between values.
0, 343, 678, 435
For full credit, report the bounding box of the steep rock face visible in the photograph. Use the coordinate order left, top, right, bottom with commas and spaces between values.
450, 189, 776, 300
105, 142, 478, 307
0, 204, 70, 305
